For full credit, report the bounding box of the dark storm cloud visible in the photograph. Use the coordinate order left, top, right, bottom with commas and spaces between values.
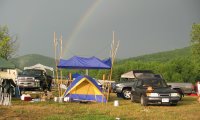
0, 0, 200, 59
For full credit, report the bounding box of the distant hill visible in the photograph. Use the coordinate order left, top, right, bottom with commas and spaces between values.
9, 47, 191, 70
120, 47, 191, 63
10, 54, 56, 70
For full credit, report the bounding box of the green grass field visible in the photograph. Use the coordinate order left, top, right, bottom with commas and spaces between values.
0, 94, 200, 120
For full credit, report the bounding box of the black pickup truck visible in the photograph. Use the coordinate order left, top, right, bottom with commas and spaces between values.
16, 69, 52, 91
131, 77, 180, 106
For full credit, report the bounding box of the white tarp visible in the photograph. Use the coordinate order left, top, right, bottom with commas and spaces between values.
24, 63, 54, 71
121, 70, 155, 79
121, 71, 135, 78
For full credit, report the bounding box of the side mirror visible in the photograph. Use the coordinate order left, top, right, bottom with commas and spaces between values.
168, 85, 172, 87
136, 86, 142, 88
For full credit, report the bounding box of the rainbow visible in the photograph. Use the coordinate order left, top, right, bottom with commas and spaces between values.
63, 0, 102, 57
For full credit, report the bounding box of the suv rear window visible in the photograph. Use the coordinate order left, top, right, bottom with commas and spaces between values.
120, 78, 136, 82
134, 73, 155, 78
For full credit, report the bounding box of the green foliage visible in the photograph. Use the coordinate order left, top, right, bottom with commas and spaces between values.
189, 23, 200, 82
89, 47, 195, 83
0, 25, 17, 60
191, 23, 200, 57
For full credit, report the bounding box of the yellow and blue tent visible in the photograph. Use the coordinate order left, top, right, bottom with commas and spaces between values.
63, 75, 106, 103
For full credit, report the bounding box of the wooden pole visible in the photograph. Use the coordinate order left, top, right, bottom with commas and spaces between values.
54, 32, 60, 97
106, 32, 114, 102
60, 33, 63, 96
107, 31, 119, 102
102, 74, 105, 103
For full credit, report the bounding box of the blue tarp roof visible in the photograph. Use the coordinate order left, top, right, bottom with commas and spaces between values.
57, 56, 111, 69
72, 73, 81, 79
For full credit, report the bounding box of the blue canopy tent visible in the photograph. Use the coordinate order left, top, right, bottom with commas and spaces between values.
57, 56, 112, 102
57, 56, 112, 69
72, 73, 81, 79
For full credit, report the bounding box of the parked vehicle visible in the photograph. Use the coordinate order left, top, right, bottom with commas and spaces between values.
131, 77, 180, 106
167, 82, 194, 95
16, 69, 52, 91
112, 70, 155, 99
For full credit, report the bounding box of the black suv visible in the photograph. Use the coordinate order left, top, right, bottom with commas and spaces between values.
131, 77, 180, 106
112, 70, 154, 99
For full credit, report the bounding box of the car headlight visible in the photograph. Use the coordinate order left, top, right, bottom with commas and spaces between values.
146, 93, 159, 97
35, 79, 40, 82
171, 93, 179, 97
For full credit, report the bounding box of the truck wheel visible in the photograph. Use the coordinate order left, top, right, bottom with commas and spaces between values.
117, 93, 122, 98
122, 89, 131, 99
140, 95, 148, 106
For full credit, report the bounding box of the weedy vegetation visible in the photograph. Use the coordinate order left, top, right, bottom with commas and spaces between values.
0, 93, 200, 120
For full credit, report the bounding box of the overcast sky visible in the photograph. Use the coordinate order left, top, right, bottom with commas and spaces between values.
0, 0, 200, 59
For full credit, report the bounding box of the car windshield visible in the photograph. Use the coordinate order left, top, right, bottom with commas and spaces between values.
21, 69, 43, 76
142, 79, 168, 88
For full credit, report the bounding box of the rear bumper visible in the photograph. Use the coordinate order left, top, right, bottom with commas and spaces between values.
113, 87, 123, 93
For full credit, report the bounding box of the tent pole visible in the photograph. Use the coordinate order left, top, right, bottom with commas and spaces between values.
86, 69, 88, 75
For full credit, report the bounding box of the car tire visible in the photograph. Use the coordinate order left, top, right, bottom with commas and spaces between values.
140, 95, 148, 106
122, 89, 131, 99
170, 102, 177, 106
179, 94, 182, 101
130, 94, 135, 102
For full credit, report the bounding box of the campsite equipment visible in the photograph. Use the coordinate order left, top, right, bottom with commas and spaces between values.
21, 94, 32, 101
58, 97, 64, 103
32, 98, 41, 102
114, 100, 119, 107
64, 97, 70, 102
0, 78, 16, 106
63, 75, 107, 103
54, 97, 58, 102
0, 93, 11, 106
